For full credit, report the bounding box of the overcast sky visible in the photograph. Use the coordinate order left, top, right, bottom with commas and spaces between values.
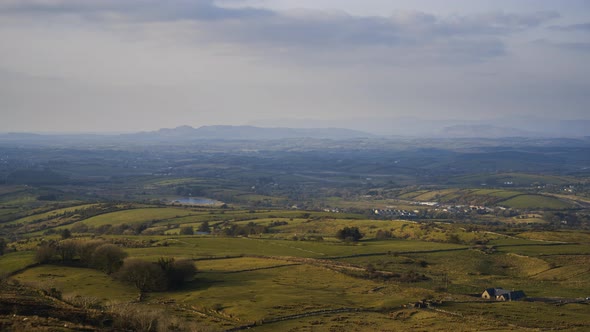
0, 0, 588, 133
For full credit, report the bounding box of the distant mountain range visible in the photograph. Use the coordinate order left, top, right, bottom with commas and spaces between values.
126, 125, 375, 141
251, 117, 590, 138
437, 125, 543, 138
1, 122, 588, 146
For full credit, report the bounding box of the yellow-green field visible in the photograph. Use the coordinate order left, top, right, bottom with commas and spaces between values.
4, 232, 589, 331
2, 202, 589, 331
516, 230, 590, 243
11, 265, 138, 302
5, 203, 99, 226
499, 195, 573, 209
70, 207, 197, 227
392, 186, 580, 211
0, 251, 36, 276
444, 301, 590, 331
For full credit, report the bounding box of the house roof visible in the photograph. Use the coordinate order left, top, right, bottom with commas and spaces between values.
483, 287, 526, 300
483, 287, 504, 296
495, 289, 511, 296
497, 290, 526, 300
508, 291, 526, 299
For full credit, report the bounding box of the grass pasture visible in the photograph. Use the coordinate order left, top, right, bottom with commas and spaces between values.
2, 231, 588, 331
449, 172, 576, 186
499, 195, 573, 209
2, 201, 589, 331
4, 203, 99, 226
398, 190, 428, 199
411, 189, 459, 201
404, 188, 525, 203
337, 249, 552, 294
472, 189, 522, 198
10, 265, 138, 302
0, 251, 36, 277
252, 309, 511, 332
516, 230, 590, 243
70, 207, 197, 227
390, 188, 573, 210
445, 301, 590, 331
197, 256, 296, 273
532, 262, 590, 283
125, 236, 466, 261
164, 261, 429, 325
495, 243, 590, 256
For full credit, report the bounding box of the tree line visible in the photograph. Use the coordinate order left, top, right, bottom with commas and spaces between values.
35, 239, 196, 293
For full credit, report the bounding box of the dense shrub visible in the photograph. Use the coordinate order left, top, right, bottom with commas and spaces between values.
116, 258, 168, 292
35, 244, 57, 263
0, 238, 6, 256
220, 222, 268, 237
336, 227, 364, 242
197, 221, 210, 233
55, 239, 77, 262
34, 239, 127, 275
117, 257, 197, 292
90, 244, 128, 274
179, 226, 194, 235
375, 229, 393, 240
77, 240, 106, 264
157, 257, 198, 289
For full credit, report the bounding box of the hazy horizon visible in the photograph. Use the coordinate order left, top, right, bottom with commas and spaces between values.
1, 0, 589, 133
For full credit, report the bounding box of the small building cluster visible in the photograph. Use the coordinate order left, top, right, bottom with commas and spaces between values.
482, 288, 526, 301
374, 209, 418, 218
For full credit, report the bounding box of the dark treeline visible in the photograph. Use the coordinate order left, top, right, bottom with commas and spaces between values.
34, 239, 196, 293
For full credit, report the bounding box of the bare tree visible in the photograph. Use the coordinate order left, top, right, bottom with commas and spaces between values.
0, 238, 7, 256
157, 257, 197, 289
116, 258, 167, 292
91, 244, 127, 274
179, 226, 194, 235
56, 239, 78, 262
77, 239, 106, 266
35, 244, 57, 264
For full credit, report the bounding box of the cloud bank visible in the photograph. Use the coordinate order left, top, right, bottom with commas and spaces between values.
0, 0, 587, 133
0, 0, 562, 63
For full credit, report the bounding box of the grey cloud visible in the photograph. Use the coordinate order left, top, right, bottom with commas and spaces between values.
429, 11, 560, 36
0, 1, 559, 38
533, 39, 590, 53
549, 22, 590, 31
0, 0, 274, 21
190, 10, 540, 63
554, 42, 590, 52
0, 1, 560, 64
191, 9, 555, 64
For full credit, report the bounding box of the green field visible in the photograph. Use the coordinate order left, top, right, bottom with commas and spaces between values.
11, 265, 138, 302
472, 189, 522, 198
1, 199, 589, 331
69, 207, 197, 227
516, 230, 590, 243
4, 203, 98, 226
449, 172, 576, 186
4, 229, 588, 330
0, 251, 36, 277
444, 301, 590, 331
396, 188, 578, 210
499, 195, 573, 209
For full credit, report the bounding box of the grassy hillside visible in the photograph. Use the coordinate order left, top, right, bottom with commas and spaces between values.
499, 195, 573, 209
1, 202, 589, 331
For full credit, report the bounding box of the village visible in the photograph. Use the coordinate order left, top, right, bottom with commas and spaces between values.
373, 202, 497, 220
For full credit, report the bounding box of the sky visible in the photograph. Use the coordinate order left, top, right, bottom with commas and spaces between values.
0, 0, 589, 133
